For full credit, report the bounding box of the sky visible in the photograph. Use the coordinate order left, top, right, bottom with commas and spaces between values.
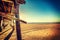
19, 0, 60, 23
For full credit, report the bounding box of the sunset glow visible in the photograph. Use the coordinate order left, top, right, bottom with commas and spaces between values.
19, 0, 60, 23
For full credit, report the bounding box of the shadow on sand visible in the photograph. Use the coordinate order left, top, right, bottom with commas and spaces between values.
4, 25, 14, 40
0, 28, 11, 35
0, 24, 8, 32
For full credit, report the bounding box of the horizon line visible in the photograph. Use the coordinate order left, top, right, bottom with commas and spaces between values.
27, 22, 60, 24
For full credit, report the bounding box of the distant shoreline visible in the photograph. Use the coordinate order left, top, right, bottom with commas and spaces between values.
27, 22, 60, 24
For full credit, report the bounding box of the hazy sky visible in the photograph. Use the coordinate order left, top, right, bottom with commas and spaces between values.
19, 0, 60, 23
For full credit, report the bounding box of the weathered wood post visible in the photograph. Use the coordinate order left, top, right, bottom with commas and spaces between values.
15, 4, 22, 40
0, 0, 26, 40
0, 16, 2, 32
12, 0, 25, 40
